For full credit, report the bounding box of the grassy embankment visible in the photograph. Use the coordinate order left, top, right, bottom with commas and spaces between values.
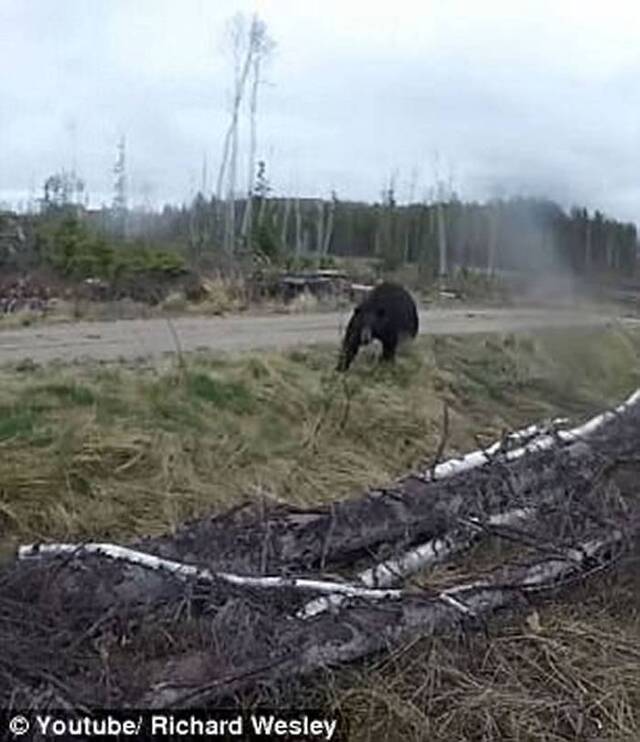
1, 325, 639, 547
1, 325, 639, 740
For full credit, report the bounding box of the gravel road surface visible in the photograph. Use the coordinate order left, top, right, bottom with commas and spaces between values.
0, 306, 634, 366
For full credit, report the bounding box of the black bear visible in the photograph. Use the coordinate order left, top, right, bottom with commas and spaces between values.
336, 282, 419, 371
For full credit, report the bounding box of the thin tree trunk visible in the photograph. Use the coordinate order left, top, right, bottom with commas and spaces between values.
281, 199, 291, 253
322, 198, 335, 257
240, 197, 252, 249
316, 200, 325, 255
240, 53, 262, 248
606, 233, 614, 272
403, 215, 411, 264
258, 194, 268, 229
437, 202, 447, 277
585, 219, 592, 274
417, 207, 427, 275
295, 199, 302, 257
217, 15, 259, 255
488, 206, 498, 275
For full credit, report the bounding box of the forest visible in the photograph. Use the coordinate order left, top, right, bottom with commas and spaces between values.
3, 178, 635, 289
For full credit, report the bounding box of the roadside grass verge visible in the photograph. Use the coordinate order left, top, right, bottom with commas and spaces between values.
0, 323, 639, 553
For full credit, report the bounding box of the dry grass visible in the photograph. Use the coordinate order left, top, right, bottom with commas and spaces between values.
1, 324, 640, 737
326, 570, 640, 741
320, 528, 640, 741
177, 275, 249, 315
0, 277, 343, 331
0, 276, 249, 331
1, 325, 639, 555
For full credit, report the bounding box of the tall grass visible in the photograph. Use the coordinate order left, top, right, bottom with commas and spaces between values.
0, 325, 639, 549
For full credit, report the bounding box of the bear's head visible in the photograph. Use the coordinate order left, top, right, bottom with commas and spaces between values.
336, 305, 386, 371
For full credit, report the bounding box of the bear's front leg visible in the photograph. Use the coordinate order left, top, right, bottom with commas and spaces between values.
380, 333, 398, 363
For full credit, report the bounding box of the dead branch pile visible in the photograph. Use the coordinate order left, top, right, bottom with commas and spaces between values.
2, 393, 640, 710
0, 276, 49, 314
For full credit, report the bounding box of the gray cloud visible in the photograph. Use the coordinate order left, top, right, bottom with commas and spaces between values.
2, 0, 639, 225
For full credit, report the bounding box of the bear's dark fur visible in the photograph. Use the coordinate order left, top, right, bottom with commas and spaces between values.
336, 282, 419, 371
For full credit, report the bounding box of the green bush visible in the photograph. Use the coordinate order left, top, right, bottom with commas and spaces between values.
282, 255, 337, 272
252, 221, 279, 263
37, 216, 186, 283
283, 256, 315, 272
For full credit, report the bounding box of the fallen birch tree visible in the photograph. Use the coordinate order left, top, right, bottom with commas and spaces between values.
7, 501, 638, 709
127, 387, 640, 575
143, 521, 640, 707
14, 389, 640, 612
298, 507, 535, 618
4, 388, 640, 708
16, 506, 534, 618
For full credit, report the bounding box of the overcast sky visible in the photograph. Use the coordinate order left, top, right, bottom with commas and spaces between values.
2, 0, 640, 224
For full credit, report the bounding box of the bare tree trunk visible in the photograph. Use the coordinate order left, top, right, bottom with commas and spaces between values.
316, 200, 325, 255
488, 206, 498, 276
258, 194, 268, 229
417, 207, 428, 277
188, 211, 199, 264
403, 215, 411, 263
437, 202, 447, 278
280, 198, 291, 254
216, 54, 251, 204
295, 198, 302, 257
606, 233, 614, 272
240, 53, 262, 248
322, 196, 336, 257
237, 199, 249, 249
240, 196, 252, 250
216, 14, 266, 255
224, 194, 236, 256
585, 219, 592, 274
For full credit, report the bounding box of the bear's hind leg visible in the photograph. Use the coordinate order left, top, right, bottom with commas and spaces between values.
380, 333, 398, 363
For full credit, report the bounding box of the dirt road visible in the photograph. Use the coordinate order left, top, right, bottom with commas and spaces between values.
0, 306, 635, 366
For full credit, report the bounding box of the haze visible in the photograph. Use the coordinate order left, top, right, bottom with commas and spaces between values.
2, 0, 639, 224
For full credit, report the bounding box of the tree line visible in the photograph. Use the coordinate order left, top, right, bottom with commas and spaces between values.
101, 189, 637, 281
3, 184, 636, 288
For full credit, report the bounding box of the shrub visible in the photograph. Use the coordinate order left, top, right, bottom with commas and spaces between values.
251, 221, 280, 263
37, 216, 186, 287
